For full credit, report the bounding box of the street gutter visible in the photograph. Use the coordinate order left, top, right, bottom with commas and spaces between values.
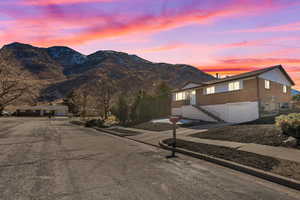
159, 140, 300, 191
94, 127, 161, 148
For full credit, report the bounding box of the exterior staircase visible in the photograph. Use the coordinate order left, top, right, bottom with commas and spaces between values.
192, 105, 225, 123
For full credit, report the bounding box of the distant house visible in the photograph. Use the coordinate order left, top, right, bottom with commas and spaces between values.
292, 89, 300, 96
171, 65, 295, 123
16, 105, 68, 117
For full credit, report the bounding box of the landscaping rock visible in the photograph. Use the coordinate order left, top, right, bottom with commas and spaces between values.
283, 136, 298, 147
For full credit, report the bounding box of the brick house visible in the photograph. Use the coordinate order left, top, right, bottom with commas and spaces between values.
171, 65, 295, 123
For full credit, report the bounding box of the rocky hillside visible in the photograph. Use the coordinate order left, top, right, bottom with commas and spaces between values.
0, 42, 215, 104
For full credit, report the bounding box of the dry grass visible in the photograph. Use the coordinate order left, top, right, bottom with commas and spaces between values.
191, 125, 289, 147
132, 122, 177, 132
164, 139, 300, 181
272, 160, 300, 181
164, 139, 279, 171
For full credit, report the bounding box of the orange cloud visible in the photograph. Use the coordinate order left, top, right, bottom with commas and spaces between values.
198, 58, 300, 89
218, 58, 300, 66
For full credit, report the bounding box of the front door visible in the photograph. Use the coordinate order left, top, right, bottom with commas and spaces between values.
190, 90, 196, 105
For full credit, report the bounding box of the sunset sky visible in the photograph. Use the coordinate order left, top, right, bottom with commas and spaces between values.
0, 0, 300, 89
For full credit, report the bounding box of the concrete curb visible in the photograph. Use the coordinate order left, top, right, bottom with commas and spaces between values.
159, 140, 300, 191
94, 127, 160, 148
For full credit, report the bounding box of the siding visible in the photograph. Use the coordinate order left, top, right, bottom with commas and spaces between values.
203, 102, 259, 123
171, 105, 217, 122
259, 68, 292, 86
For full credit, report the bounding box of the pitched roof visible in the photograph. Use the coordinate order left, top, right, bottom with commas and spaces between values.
172, 81, 203, 92
173, 65, 295, 92
202, 65, 295, 85
181, 81, 203, 88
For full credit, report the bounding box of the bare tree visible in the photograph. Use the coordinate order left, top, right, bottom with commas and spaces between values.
65, 86, 91, 120
64, 78, 115, 120
93, 79, 115, 120
0, 60, 28, 114
80, 89, 89, 120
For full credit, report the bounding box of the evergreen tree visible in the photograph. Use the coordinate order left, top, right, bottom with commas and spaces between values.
138, 93, 155, 122
154, 81, 172, 118
130, 90, 143, 123
63, 90, 80, 115
293, 94, 300, 102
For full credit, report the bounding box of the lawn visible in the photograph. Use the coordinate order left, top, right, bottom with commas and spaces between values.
164, 138, 300, 181
190, 125, 290, 147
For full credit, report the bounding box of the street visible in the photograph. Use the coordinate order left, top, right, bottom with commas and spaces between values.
0, 118, 299, 200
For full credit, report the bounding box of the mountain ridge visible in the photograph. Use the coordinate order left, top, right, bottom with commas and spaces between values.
0, 42, 215, 104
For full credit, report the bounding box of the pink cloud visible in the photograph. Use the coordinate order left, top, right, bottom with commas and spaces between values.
1, 0, 292, 46
138, 38, 270, 54
7, 9, 230, 46
229, 21, 300, 33
21, 0, 121, 6
138, 43, 187, 53
218, 58, 300, 66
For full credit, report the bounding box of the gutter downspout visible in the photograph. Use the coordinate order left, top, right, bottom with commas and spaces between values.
256, 76, 261, 119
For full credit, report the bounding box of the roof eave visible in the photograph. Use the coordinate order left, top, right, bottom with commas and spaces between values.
277, 65, 295, 86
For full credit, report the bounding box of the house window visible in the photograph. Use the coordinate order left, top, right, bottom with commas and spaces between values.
206, 86, 215, 95
265, 80, 270, 89
283, 85, 287, 93
175, 92, 186, 101
228, 81, 240, 91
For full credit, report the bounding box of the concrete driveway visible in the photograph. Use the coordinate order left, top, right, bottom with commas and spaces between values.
0, 117, 299, 200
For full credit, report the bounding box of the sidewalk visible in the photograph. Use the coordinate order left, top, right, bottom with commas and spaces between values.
112, 123, 227, 146
105, 125, 300, 164
179, 136, 300, 163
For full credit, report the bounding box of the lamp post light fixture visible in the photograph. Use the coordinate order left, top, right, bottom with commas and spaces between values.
167, 115, 181, 158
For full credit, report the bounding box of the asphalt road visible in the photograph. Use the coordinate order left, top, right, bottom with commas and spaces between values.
0, 118, 299, 200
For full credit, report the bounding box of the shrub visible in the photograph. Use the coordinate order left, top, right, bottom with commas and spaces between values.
85, 119, 105, 128
70, 120, 85, 126
112, 96, 129, 125
276, 113, 300, 139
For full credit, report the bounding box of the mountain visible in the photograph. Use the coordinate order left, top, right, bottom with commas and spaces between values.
0, 42, 215, 104
46, 46, 88, 74
0, 42, 65, 80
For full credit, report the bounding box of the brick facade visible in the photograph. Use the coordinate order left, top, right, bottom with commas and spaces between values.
196, 78, 259, 106
258, 78, 292, 116
171, 100, 186, 108
258, 78, 291, 103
